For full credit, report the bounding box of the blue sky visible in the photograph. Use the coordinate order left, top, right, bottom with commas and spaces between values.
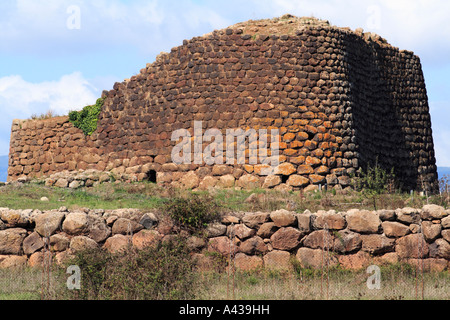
0, 0, 449, 166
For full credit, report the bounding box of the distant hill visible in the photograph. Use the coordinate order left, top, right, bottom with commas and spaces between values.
0, 155, 8, 182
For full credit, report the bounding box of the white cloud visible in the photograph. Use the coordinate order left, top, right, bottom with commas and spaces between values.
0, 72, 98, 155
1, 0, 448, 60
0, 0, 231, 56
0, 0, 448, 168
247, 0, 450, 63
0, 72, 98, 117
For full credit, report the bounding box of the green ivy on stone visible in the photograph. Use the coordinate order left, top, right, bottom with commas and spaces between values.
69, 98, 105, 136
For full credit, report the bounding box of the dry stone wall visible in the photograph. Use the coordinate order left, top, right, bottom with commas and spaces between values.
8, 18, 438, 192
0, 205, 449, 271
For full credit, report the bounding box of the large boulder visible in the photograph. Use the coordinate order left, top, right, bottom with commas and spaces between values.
28, 252, 48, 268
337, 251, 371, 270
296, 247, 338, 269
186, 236, 207, 252
54, 178, 69, 188
180, 171, 200, 190
286, 175, 309, 187
270, 209, 297, 227
132, 230, 162, 250
112, 218, 144, 235
421, 204, 448, 220
360, 234, 395, 255
197, 176, 218, 191
23, 232, 44, 255
312, 210, 346, 230
217, 174, 236, 189
296, 213, 312, 234
263, 250, 292, 271
104, 234, 131, 254
382, 221, 410, 238
257, 222, 278, 238
333, 230, 362, 254
242, 212, 270, 229
442, 229, 450, 242
104, 209, 144, 223
237, 174, 261, 189
303, 230, 334, 250
378, 209, 396, 221
396, 233, 429, 259
421, 221, 442, 242
346, 209, 381, 234
221, 215, 240, 225
429, 239, 450, 260
0, 209, 30, 228
235, 253, 263, 271
228, 224, 256, 241
206, 223, 227, 238
395, 207, 421, 225
70, 236, 98, 252
442, 216, 450, 229
239, 236, 268, 255
0, 255, 28, 269
262, 175, 282, 188
139, 212, 159, 230
208, 236, 238, 257
34, 211, 65, 237
49, 234, 70, 252
62, 212, 89, 235
270, 227, 302, 251
0, 228, 27, 255
88, 213, 111, 243
275, 163, 296, 176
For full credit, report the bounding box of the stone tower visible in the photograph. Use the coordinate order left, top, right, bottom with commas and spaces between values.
8, 15, 439, 193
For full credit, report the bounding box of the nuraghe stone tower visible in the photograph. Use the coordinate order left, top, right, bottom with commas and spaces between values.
8, 15, 439, 192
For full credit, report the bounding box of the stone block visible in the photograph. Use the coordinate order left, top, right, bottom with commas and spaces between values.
346, 209, 381, 234
396, 233, 429, 259
382, 221, 410, 238
0, 228, 27, 255
270, 209, 297, 227
263, 250, 292, 271
235, 253, 263, 271
270, 227, 302, 251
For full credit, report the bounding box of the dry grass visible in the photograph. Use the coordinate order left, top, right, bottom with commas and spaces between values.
0, 267, 62, 300
29, 110, 58, 121
196, 266, 450, 300
1, 263, 449, 300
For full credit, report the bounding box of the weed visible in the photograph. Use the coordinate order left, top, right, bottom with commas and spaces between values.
69, 98, 105, 136
30, 110, 58, 121
353, 159, 396, 210
163, 193, 222, 232
64, 236, 196, 300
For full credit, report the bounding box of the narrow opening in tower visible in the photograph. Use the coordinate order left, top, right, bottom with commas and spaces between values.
145, 170, 157, 184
